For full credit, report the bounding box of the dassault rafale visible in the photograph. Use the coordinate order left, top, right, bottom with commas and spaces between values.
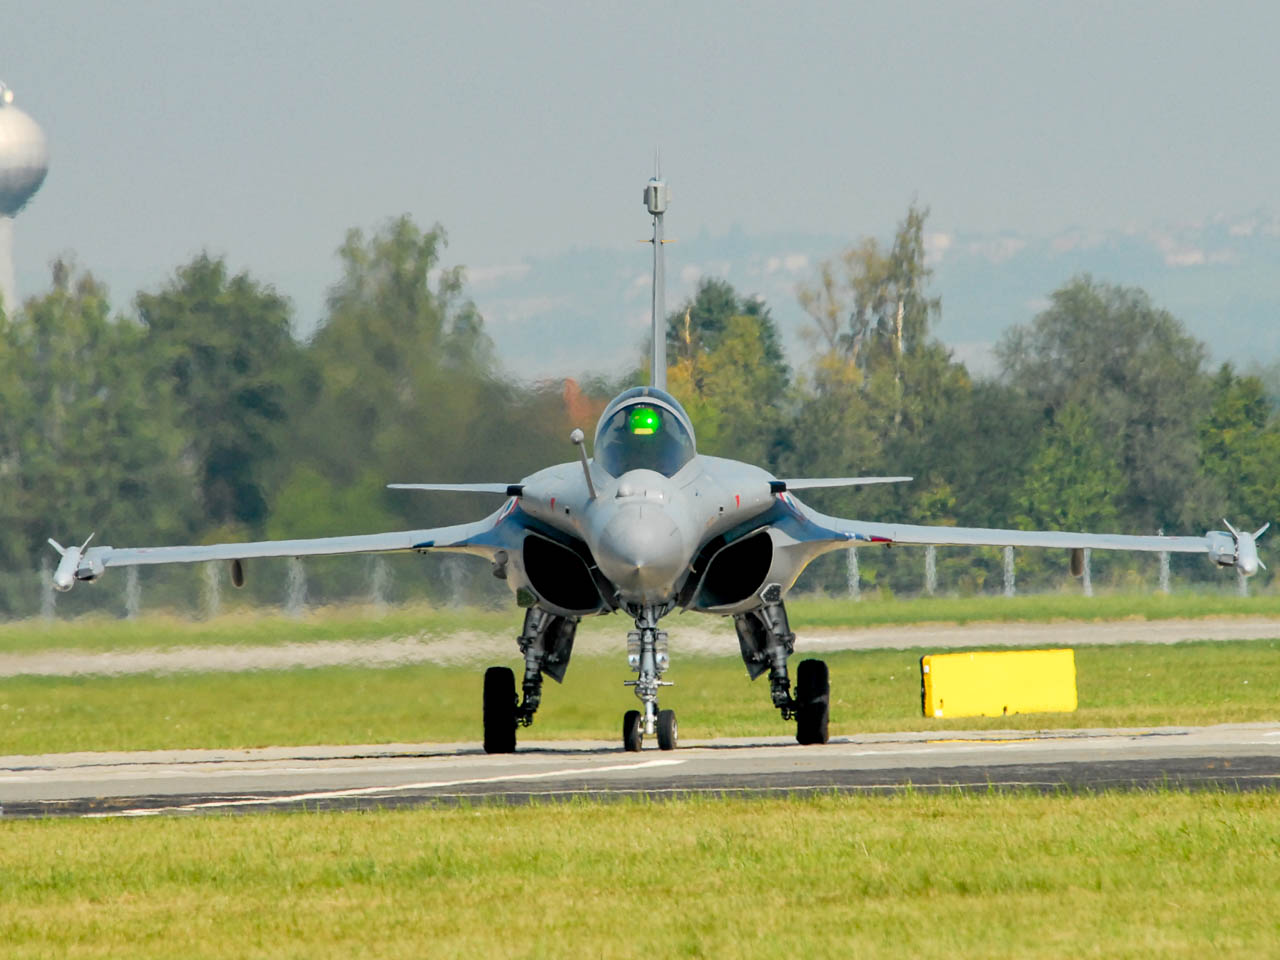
48, 177, 1268, 753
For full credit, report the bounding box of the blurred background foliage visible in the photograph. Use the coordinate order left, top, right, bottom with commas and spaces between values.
2, 207, 1278, 617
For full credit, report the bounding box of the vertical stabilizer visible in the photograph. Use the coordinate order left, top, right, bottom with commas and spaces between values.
644, 175, 669, 390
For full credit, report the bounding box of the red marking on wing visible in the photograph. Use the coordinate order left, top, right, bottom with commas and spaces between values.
868, 536, 893, 543
550, 497, 556, 511
735, 494, 741, 508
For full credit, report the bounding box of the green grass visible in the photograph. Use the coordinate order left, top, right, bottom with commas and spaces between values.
2, 639, 1276, 754
789, 590, 1280, 627
2, 791, 1278, 958
3, 590, 1279, 656
0, 604, 530, 655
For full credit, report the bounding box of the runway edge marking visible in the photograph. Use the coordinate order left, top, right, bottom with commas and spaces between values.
82, 758, 687, 818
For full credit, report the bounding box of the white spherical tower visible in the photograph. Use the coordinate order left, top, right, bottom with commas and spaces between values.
0, 82, 50, 314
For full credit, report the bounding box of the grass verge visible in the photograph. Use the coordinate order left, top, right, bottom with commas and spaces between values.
2, 639, 1276, 754
791, 590, 1280, 627
0, 604, 528, 655
2, 591, 1280, 656
2, 791, 1278, 959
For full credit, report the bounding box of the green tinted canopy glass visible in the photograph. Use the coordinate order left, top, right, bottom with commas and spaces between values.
628, 406, 662, 436
596, 400, 695, 477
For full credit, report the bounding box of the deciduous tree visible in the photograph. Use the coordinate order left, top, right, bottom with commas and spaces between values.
0, 263, 191, 606
137, 254, 302, 532
998, 276, 1217, 533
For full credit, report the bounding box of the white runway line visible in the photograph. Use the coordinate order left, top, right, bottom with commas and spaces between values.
826, 736, 1140, 759
0, 760, 473, 786
85, 757, 686, 817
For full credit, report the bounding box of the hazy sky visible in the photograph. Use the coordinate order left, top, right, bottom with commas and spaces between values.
5, 1, 1280, 349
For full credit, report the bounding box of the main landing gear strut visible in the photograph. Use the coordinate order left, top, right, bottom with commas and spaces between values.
482, 607, 577, 754
734, 590, 829, 745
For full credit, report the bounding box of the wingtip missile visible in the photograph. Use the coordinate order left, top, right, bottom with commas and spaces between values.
1208, 520, 1269, 577
47, 533, 101, 591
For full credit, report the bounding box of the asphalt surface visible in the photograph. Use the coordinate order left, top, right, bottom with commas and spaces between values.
3, 723, 1277, 819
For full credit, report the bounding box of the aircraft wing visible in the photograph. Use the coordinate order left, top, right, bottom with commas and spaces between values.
387, 483, 522, 495
47, 508, 513, 592
828, 517, 1209, 553
785, 498, 1266, 576
773, 476, 912, 491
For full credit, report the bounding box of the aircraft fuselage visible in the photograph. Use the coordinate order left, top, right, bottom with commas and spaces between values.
511, 452, 780, 612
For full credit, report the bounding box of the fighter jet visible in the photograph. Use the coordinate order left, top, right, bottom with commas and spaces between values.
48, 179, 1269, 754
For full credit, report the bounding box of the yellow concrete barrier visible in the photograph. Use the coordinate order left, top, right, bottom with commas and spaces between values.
920, 648, 1077, 719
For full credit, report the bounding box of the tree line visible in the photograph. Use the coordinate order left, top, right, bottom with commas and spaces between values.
1, 208, 1277, 614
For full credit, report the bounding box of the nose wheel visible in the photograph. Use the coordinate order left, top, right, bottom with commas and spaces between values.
623, 709, 643, 751
656, 708, 678, 750
622, 707, 678, 751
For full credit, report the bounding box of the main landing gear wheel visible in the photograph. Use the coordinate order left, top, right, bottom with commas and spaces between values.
483, 666, 517, 754
656, 709, 678, 751
623, 709, 644, 752
794, 658, 830, 745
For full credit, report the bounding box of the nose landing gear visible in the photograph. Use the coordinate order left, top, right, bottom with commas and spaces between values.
622, 605, 677, 751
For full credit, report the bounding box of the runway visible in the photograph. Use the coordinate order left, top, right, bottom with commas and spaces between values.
3, 722, 1278, 819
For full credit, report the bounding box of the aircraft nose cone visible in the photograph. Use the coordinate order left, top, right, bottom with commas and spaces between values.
596, 504, 685, 599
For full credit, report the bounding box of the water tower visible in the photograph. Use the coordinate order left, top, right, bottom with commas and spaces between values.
0, 82, 49, 313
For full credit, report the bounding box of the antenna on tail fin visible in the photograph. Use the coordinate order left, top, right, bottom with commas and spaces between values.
643, 166, 669, 390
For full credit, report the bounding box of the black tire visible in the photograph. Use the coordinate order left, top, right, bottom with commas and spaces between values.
623, 709, 644, 752
656, 709, 678, 751
795, 658, 830, 745
483, 666, 517, 754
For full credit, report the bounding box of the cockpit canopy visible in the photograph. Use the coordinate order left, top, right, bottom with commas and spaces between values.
594, 387, 697, 479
